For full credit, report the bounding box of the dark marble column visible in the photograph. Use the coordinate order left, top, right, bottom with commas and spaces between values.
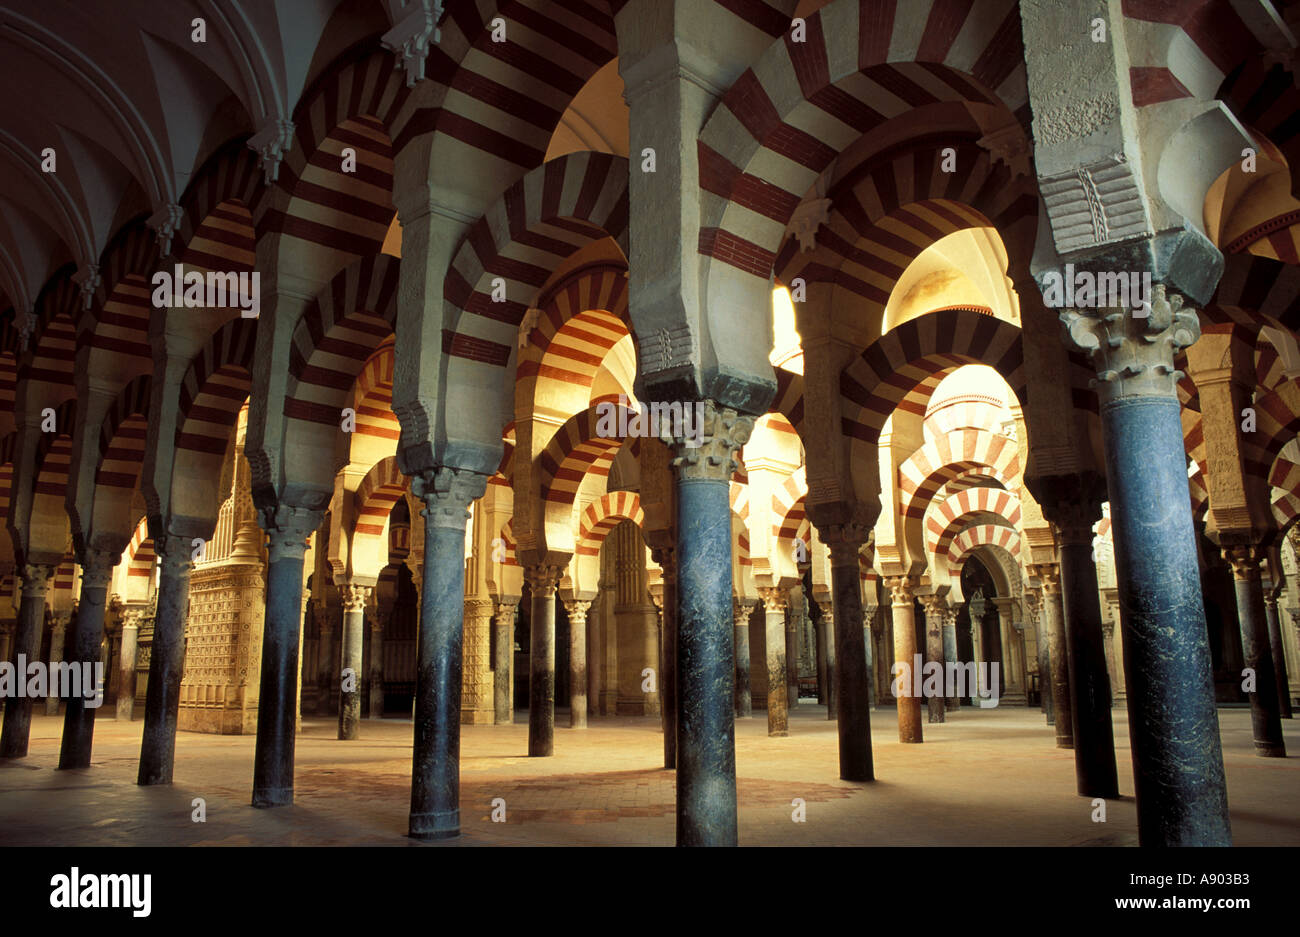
825, 529, 873, 780
251, 506, 322, 807
1262, 586, 1292, 719
368, 612, 385, 719
920, 594, 947, 724
733, 599, 753, 717
1048, 491, 1119, 797
822, 599, 837, 719
116, 610, 140, 721
1222, 546, 1286, 756
1061, 290, 1230, 845
759, 587, 788, 737
58, 549, 117, 768
862, 607, 877, 709
652, 546, 677, 766
785, 599, 799, 710
564, 599, 591, 729
1025, 590, 1052, 721
338, 582, 372, 740
814, 605, 828, 706
1030, 564, 1072, 748
408, 467, 488, 839
526, 564, 563, 757
137, 536, 193, 785
886, 577, 922, 743
493, 601, 517, 724
669, 402, 751, 846
314, 615, 335, 716
44, 616, 68, 716
0, 564, 53, 758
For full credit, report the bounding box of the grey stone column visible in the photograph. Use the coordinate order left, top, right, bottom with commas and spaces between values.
814, 602, 828, 706
338, 582, 372, 740
493, 600, 517, 724
137, 535, 193, 784
408, 467, 488, 839
651, 545, 677, 767
863, 605, 877, 709
1025, 589, 1053, 721
563, 599, 591, 729
919, 595, 947, 724
1061, 289, 1230, 845
785, 593, 800, 709
942, 608, 959, 711
1222, 546, 1286, 756
1262, 586, 1292, 719
759, 586, 788, 737
886, 577, 922, 743
664, 401, 752, 846
59, 547, 117, 768
0, 564, 53, 758
116, 610, 140, 721
368, 611, 385, 719
526, 564, 563, 756
252, 505, 323, 807
820, 599, 837, 719
45, 615, 68, 716
1030, 564, 1072, 748
733, 599, 754, 717
315, 610, 335, 716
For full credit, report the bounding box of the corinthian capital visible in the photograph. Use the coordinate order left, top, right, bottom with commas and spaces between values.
885, 576, 915, 606
340, 583, 373, 612
20, 563, 53, 597
78, 548, 116, 591
660, 400, 754, 481
1222, 543, 1264, 581
525, 564, 564, 596
259, 504, 324, 563
411, 467, 488, 531
1061, 284, 1200, 401
758, 586, 787, 612
1027, 563, 1061, 596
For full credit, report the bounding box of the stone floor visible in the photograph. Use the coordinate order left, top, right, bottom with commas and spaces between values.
1, 703, 1296, 846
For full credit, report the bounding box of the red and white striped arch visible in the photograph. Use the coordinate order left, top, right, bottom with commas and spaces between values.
926, 486, 1021, 560
176, 140, 261, 273
697, 0, 1028, 290
948, 523, 1022, 571
350, 456, 409, 581
538, 400, 637, 508
899, 428, 1019, 524
576, 490, 643, 558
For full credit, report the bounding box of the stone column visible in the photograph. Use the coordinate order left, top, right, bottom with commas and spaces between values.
44, 614, 68, 716
58, 548, 116, 768
1029, 564, 1072, 749
0, 564, 53, 758
814, 603, 828, 706
942, 608, 959, 711
251, 506, 322, 807
651, 545, 677, 767
1106, 592, 1127, 703
863, 605, 877, 709
563, 599, 591, 729
1100, 620, 1118, 707
820, 600, 837, 719
368, 610, 385, 719
733, 599, 754, 717
586, 591, 601, 717
1047, 492, 1118, 797
338, 582, 372, 740
525, 564, 563, 757
919, 595, 947, 724
493, 601, 517, 724
992, 597, 1028, 704
408, 467, 488, 839
886, 577, 922, 743
1222, 546, 1286, 756
315, 608, 335, 716
1062, 289, 1230, 844
821, 530, 873, 778
1025, 590, 1052, 720
117, 610, 140, 721
137, 536, 192, 784
785, 592, 800, 709
758, 586, 788, 737
1262, 586, 1293, 719
665, 401, 751, 846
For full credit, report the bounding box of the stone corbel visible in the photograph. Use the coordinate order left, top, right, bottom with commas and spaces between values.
381, 1, 444, 88
247, 119, 296, 185
147, 202, 184, 258
977, 122, 1032, 180
71, 264, 101, 311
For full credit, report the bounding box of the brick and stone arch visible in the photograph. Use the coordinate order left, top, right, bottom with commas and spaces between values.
175, 140, 262, 273
536, 400, 637, 553
86, 374, 152, 543
121, 515, 156, 604
349, 456, 410, 582
948, 524, 1023, 575
570, 489, 643, 593
926, 487, 1022, 562
25, 398, 77, 561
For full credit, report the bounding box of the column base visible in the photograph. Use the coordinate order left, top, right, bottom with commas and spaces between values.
251, 787, 294, 808
1255, 741, 1287, 757
409, 810, 460, 839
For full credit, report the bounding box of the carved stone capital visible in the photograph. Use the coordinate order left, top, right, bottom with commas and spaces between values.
820, 522, 869, 567
380, 1, 444, 87
259, 504, 324, 563
661, 400, 753, 481
411, 466, 488, 531
494, 601, 519, 626
525, 565, 564, 597
918, 593, 947, 618
758, 586, 786, 613
885, 576, 915, 607
650, 546, 676, 583
1044, 494, 1104, 546
78, 548, 116, 591
147, 202, 184, 257
1022, 588, 1043, 622
1028, 563, 1061, 596
1222, 544, 1264, 581
340, 583, 373, 613
20, 563, 53, 598
563, 599, 592, 625
1061, 284, 1200, 401
733, 598, 755, 627
247, 118, 295, 185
